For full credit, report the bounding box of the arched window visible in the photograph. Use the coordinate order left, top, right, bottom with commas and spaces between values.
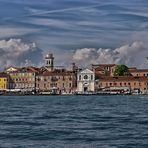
79, 75, 81, 81
48, 60, 50, 65
91, 75, 93, 80
46, 60, 49, 65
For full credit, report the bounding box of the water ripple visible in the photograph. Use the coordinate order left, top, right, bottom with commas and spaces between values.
0, 95, 148, 148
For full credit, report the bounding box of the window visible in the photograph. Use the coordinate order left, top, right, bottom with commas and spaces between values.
44, 84, 46, 88
69, 83, 71, 87
84, 75, 88, 80
79, 75, 81, 81
47, 60, 50, 65
91, 75, 93, 80
69, 76, 72, 81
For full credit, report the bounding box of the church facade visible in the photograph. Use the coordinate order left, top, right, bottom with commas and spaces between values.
77, 69, 95, 94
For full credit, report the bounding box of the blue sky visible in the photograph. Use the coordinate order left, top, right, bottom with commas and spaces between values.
0, 0, 148, 68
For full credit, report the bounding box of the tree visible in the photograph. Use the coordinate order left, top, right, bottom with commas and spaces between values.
113, 65, 129, 76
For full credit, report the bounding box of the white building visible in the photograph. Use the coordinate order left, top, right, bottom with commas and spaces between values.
77, 69, 95, 94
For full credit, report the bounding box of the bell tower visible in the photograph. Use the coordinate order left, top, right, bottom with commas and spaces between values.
45, 53, 54, 71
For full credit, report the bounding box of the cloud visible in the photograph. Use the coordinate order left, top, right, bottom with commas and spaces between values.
0, 0, 148, 68
0, 27, 41, 39
0, 38, 43, 70
1, 0, 148, 53
73, 41, 148, 68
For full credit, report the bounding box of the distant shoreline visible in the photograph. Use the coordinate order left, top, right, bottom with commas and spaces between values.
0, 93, 147, 96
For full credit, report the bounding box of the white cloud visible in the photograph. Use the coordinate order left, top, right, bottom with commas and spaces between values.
73, 41, 148, 68
0, 38, 43, 70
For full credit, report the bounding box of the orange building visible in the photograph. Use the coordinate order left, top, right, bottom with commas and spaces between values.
92, 64, 116, 77
96, 76, 148, 94
36, 69, 77, 95
129, 69, 148, 77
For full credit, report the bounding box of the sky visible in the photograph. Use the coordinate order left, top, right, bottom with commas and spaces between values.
0, 0, 148, 69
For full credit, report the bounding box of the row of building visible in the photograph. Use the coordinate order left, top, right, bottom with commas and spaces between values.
0, 53, 148, 95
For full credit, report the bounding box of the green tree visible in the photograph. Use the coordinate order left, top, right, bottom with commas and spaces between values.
113, 65, 129, 76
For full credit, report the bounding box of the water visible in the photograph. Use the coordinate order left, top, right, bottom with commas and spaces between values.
0, 95, 148, 148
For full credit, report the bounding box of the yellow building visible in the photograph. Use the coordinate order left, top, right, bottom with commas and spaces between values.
0, 73, 8, 90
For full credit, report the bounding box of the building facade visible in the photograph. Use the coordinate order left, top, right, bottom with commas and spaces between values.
92, 64, 116, 77
129, 69, 148, 77
96, 76, 148, 94
36, 69, 77, 94
8, 67, 39, 91
77, 69, 95, 93
0, 73, 8, 91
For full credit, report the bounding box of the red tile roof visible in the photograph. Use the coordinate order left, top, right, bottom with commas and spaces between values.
92, 64, 116, 67
129, 69, 148, 72
99, 76, 148, 81
0, 73, 8, 78
37, 70, 75, 76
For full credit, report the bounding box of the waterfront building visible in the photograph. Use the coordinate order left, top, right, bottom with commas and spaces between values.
129, 68, 148, 77
95, 76, 148, 94
36, 69, 77, 94
0, 73, 8, 91
2, 51, 148, 95
8, 67, 39, 91
35, 53, 77, 94
77, 69, 95, 94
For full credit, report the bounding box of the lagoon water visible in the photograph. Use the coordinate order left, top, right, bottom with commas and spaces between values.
0, 95, 148, 148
